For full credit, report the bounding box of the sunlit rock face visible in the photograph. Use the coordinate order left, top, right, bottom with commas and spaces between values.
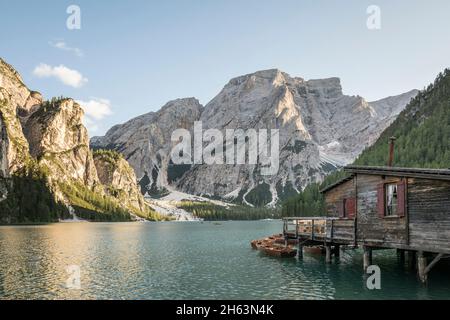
93, 151, 148, 213
23, 98, 100, 187
0, 62, 34, 175
92, 69, 418, 206
0, 57, 152, 220
91, 98, 204, 194
0, 58, 42, 118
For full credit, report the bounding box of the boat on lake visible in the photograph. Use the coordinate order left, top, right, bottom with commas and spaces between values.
251, 234, 297, 258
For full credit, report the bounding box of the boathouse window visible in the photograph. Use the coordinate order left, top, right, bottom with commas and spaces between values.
385, 184, 398, 216
377, 180, 406, 218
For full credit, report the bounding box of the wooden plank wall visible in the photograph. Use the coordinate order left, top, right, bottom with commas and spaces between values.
408, 178, 450, 253
325, 179, 355, 217
356, 174, 407, 246
327, 219, 355, 241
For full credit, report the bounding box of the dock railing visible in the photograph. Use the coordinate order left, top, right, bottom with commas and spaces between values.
283, 217, 355, 243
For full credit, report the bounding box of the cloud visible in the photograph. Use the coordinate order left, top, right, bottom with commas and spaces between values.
76, 98, 113, 134
77, 98, 113, 120
50, 41, 84, 57
33, 63, 88, 88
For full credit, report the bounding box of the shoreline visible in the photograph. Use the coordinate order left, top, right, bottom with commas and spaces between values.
0, 219, 283, 227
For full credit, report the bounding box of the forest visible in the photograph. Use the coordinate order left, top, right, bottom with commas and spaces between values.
282, 69, 450, 217
176, 201, 281, 221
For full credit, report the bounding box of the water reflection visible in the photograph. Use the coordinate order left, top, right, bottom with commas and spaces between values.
0, 221, 449, 300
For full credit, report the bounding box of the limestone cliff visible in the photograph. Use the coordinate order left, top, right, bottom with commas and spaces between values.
0, 57, 157, 222
93, 150, 150, 214
0, 106, 11, 202
0, 87, 32, 174
24, 98, 99, 187
91, 98, 203, 195
0, 58, 42, 118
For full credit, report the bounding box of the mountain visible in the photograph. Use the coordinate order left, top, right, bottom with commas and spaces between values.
0, 57, 160, 223
24, 98, 99, 187
92, 69, 417, 206
91, 98, 203, 196
354, 69, 450, 168
282, 68, 450, 217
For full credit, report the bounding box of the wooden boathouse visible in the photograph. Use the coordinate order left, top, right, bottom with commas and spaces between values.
283, 165, 450, 283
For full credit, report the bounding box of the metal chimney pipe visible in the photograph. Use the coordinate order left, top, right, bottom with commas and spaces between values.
388, 136, 396, 167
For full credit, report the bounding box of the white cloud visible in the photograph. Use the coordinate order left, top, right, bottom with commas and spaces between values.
50, 41, 84, 57
33, 63, 88, 88
76, 98, 113, 134
77, 98, 113, 120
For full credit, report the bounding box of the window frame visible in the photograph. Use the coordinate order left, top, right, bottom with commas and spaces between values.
377, 179, 407, 219
385, 183, 399, 217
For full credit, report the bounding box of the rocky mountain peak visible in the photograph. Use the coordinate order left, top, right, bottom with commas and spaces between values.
160, 97, 202, 111
0, 58, 42, 117
92, 69, 418, 206
23, 98, 99, 187
305, 77, 343, 98
91, 97, 204, 185
24, 98, 87, 157
224, 69, 296, 98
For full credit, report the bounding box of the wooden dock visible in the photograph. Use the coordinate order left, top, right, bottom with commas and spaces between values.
277, 165, 450, 284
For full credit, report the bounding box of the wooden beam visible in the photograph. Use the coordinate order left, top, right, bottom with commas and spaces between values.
424, 253, 444, 275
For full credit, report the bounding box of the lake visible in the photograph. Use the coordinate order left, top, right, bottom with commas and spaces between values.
0, 221, 449, 300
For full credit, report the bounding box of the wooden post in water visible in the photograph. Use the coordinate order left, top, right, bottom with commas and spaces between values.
297, 244, 303, 259
397, 249, 405, 265
325, 245, 332, 263
363, 246, 372, 271
417, 251, 428, 284
407, 250, 417, 269
334, 245, 340, 258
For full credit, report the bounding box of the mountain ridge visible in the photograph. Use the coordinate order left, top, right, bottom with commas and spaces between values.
92, 69, 418, 206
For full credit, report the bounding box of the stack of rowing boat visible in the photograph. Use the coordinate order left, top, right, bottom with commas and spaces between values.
250, 234, 297, 258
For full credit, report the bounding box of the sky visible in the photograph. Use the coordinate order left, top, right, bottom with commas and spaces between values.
1, 0, 450, 135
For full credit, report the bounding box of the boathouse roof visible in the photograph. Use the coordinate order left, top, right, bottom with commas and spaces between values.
320, 166, 450, 193
319, 175, 355, 193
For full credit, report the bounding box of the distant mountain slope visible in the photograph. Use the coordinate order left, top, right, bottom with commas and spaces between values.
92, 69, 417, 206
354, 69, 450, 168
282, 68, 450, 217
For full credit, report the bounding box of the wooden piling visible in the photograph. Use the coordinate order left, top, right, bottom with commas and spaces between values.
397, 249, 405, 264
334, 245, 340, 258
417, 251, 428, 284
325, 245, 332, 263
407, 250, 417, 269
363, 246, 372, 271
298, 245, 303, 258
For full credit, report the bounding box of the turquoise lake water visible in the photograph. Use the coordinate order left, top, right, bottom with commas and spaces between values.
0, 221, 449, 300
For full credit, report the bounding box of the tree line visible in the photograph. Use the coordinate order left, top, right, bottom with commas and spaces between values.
282, 69, 450, 217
